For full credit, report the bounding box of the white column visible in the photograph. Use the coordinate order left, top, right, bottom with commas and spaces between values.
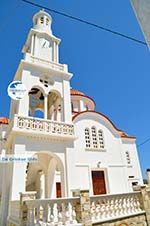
31, 34, 34, 55
0, 162, 13, 226
44, 94, 48, 119
17, 70, 30, 117
80, 99, 85, 111
52, 41, 55, 61
45, 173, 48, 198
47, 158, 57, 198
54, 42, 56, 62
62, 80, 72, 123
39, 171, 45, 199
61, 99, 64, 121
10, 162, 27, 200
55, 99, 61, 122
34, 35, 38, 57
57, 106, 61, 122
56, 43, 59, 63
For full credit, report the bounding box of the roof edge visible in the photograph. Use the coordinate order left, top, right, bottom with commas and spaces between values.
71, 94, 96, 107
72, 110, 136, 140
0, 117, 9, 125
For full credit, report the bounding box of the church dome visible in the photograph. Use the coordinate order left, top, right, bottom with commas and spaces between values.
70, 88, 95, 113
70, 89, 85, 96
0, 117, 9, 124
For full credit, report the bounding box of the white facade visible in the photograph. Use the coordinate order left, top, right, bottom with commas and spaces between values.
0, 10, 143, 225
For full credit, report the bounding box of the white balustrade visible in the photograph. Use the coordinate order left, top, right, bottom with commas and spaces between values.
6, 115, 75, 139
25, 197, 79, 226
7, 192, 146, 226
90, 192, 144, 223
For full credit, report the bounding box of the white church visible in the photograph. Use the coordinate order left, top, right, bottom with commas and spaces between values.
0, 10, 143, 225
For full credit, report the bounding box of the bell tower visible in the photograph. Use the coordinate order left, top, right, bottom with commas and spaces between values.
23, 10, 60, 63
0, 11, 75, 226
9, 10, 73, 123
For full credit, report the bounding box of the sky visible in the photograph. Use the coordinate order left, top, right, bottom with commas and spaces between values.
0, 0, 150, 178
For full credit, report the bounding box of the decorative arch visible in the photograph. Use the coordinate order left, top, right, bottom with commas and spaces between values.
30, 85, 45, 95
48, 89, 62, 121
25, 151, 65, 199
28, 86, 45, 118
49, 89, 61, 97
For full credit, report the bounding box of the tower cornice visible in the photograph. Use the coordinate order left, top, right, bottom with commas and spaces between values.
14, 60, 73, 81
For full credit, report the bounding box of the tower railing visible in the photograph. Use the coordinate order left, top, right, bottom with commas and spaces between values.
6, 115, 75, 140
30, 55, 68, 72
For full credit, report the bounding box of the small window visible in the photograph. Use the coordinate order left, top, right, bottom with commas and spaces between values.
39, 78, 49, 87
91, 127, 98, 148
125, 151, 131, 164
40, 17, 44, 24
46, 18, 49, 25
71, 102, 74, 112
85, 128, 91, 148
98, 130, 104, 149
86, 105, 89, 110
35, 19, 38, 25
132, 182, 138, 186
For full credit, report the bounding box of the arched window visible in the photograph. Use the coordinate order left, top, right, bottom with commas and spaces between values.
48, 91, 62, 121
28, 87, 44, 118
91, 127, 98, 148
85, 128, 91, 148
98, 130, 105, 149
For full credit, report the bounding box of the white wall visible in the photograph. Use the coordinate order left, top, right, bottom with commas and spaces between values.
66, 112, 143, 195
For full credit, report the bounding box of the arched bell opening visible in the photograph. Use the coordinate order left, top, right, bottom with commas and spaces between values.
25, 152, 65, 199
28, 87, 44, 118
47, 91, 62, 121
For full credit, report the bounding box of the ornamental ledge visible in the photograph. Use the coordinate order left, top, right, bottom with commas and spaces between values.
6, 115, 76, 142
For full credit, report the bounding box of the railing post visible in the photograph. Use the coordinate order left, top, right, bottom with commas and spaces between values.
141, 186, 150, 226
19, 192, 37, 226
26, 204, 35, 226
13, 114, 18, 129
72, 189, 92, 226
